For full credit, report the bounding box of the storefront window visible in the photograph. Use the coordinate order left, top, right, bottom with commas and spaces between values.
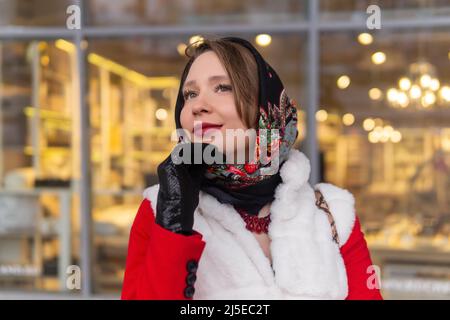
0, 0, 76, 26
1, 0, 449, 299
0, 40, 80, 294
86, 0, 307, 26
320, 0, 450, 21
319, 29, 450, 299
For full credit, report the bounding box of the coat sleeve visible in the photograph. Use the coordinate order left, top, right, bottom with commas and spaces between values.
121, 199, 206, 300
340, 216, 383, 300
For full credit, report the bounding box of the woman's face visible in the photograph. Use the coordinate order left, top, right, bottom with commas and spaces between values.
180, 51, 254, 162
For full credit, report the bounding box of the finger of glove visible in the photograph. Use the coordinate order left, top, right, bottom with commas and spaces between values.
156, 184, 196, 233
157, 159, 189, 199
155, 196, 183, 233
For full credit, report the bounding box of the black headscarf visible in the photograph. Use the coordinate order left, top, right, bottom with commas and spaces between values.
174, 37, 299, 215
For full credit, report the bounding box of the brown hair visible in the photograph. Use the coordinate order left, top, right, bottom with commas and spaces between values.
181, 38, 259, 129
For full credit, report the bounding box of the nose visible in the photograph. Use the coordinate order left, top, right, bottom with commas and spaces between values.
191, 96, 212, 117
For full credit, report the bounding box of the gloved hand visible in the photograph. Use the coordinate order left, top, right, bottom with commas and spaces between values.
155, 142, 222, 235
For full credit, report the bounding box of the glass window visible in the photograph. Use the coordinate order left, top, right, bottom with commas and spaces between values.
320, 0, 450, 21
0, 0, 76, 26
2, 0, 449, 300
0, 40, 80, 294
85, 34, 306, 294
319, 29, 450, 299
86, 0, 308, 26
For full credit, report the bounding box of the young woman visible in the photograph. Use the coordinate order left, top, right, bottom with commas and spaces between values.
121, 37, 383, 300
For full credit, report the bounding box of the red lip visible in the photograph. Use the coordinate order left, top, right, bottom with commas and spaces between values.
193, 122, 223, 136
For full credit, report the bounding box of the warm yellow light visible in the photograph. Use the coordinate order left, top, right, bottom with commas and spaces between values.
24, 106, 70, 120
342, 113, 355, 126
430, 78, 440, 91
387, 88, 398, 102
40, 55, 50, 66
442, 136, 450, 151
38, 41, 48, 51
88, 53, 178, 88
374, 126, 384, 134
316, 110, 328, 122
363, 118, 375, 131
255, 34, 272, 47
390, 130, 402, 143
371, 51, 386, 65
189, 35, 204, 46
421, 98, 431, 107
440, 86, 450, 101
368, 131, 380, 143
177, 43, 187, 56
374, 118, 384, 126
55, 39, 75, 53
420, 74, 432, 88
397, 92, 409, 108
357, 33, 373, 45
55, 38, 86, 52
409, 85, 422, 99
337, 75, 351, 89
155, 108, 168, 121
380, 128, 390, 142
369, 88, 382, 100
384, 125, 394, 134
422, 91, 436, 106
399, 77, 411, 91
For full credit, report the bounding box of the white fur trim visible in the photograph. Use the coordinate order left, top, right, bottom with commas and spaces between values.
139, 149, 354, 299
279, 149, 311, 191
143, 184, 159, 216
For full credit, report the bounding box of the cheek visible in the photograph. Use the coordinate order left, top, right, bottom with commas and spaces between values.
179, 107, 192, 131
222, 109, 247, 131
218, 98, 244, 128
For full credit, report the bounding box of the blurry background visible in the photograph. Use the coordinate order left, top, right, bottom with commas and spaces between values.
0, 0, 449, 299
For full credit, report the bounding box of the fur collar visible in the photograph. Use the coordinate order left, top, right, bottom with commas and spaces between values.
143, 149, 356, 299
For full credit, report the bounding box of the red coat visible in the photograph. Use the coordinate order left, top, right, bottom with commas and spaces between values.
121, 198, 382, 300
121, 150, 383, 300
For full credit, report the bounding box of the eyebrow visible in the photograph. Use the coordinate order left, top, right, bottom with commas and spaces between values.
183, 75, 229, 90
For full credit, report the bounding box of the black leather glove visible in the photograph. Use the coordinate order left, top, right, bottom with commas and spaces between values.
156, 142, 221, 235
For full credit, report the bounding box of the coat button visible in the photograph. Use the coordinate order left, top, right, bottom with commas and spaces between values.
184, 285, 195, 299
186, 272, 197, 286
186, 259, 198, 273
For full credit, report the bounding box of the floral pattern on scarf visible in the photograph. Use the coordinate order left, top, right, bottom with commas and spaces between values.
204, 89, 298, 189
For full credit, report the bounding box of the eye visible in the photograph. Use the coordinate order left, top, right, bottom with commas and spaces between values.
183, 89, 197, 101
215, 84, 232, 93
